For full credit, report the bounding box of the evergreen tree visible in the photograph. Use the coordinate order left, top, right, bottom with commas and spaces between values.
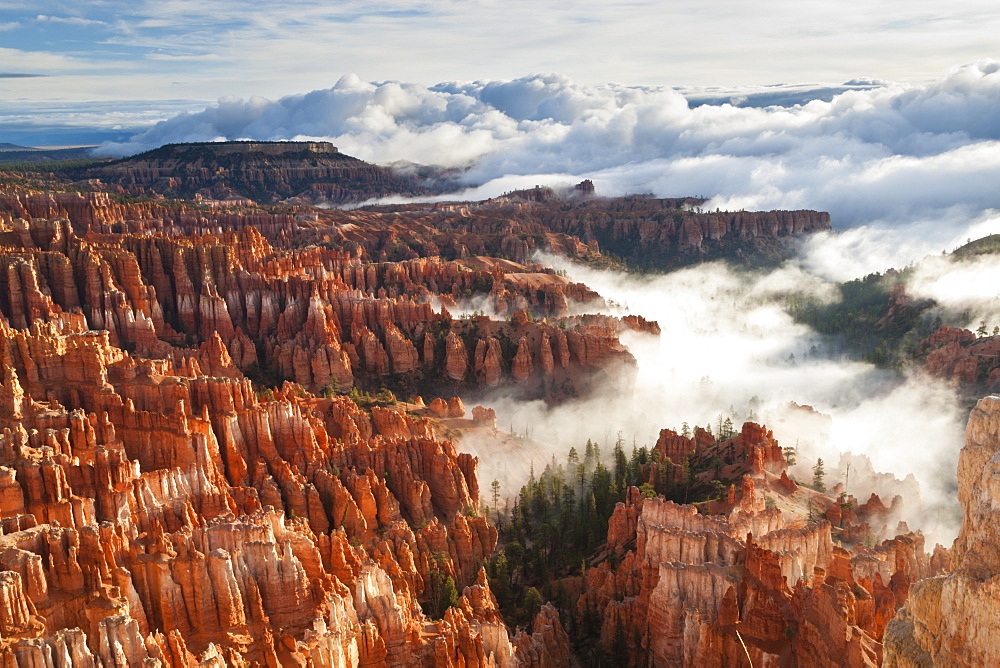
524, 587, 543, 623
567, 446, 579, 469
584, 439, 595, 468
721, 417, 735, 440
612, 435, 627, 494
812, 458, 826, 492
490, 479, 502, 523
783, 446, 797, 467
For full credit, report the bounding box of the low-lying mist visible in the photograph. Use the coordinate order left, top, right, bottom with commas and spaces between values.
459, 253, 968, 548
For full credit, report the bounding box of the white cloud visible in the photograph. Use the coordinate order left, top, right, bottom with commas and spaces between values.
34, 14, 108, 27
97, 62, 1000, 242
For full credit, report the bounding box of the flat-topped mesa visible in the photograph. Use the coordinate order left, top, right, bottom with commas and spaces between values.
89, 141, 431, 203
152, 140, 341, 157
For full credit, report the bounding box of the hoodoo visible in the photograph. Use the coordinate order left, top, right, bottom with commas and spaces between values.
0, 155, 976, 666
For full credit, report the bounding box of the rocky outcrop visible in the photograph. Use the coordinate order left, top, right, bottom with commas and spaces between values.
884, 395, 1000, 666
0, 208, 640, 401
0, 165, 840, 666
299, 192, 830, 269
472, 406, 497, 429
0, 307, 575, 665
575, 420, 932, 667
921, 325, 1000, 389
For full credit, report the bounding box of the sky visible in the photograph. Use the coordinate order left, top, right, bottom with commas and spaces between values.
1, 1, 998, 145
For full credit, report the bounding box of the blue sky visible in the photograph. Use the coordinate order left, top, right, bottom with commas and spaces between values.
1, 1, 998, 145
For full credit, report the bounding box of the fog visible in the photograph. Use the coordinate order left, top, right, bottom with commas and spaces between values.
98, 61, 1000, 232
906, 250, 1000, 331
462, 254, 966, 547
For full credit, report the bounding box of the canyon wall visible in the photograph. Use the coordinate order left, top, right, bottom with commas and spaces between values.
0, 188, 641, 402
883, 394, 1000, 666
0, 168, 873, 666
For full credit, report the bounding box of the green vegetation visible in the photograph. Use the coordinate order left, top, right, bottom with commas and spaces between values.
424, 552, 461, 619
0, 156, 111, 171
488, 432, 743, 658
952, 234, 1000, 259
346, 386, 397, 409
811, 458, 826, 493
787, 271, 936, 368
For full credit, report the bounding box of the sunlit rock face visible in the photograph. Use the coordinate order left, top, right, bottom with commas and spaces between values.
0, 186, 650, 403
0, 317, 447, 660
0, 183, 587, 664
575, 423, 943, 668
884, 395, 1000, 667
0, 308, 582, 664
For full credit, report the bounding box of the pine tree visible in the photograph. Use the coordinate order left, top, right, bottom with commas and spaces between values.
567, 446, 579, 469
612, 436, 627, 494
523, 587, 543, 623
722, 417, 734, 440
584, 439, 595, 468
812, 458, 826, 492
490, 479, 502, 523
783, 446, 797, 466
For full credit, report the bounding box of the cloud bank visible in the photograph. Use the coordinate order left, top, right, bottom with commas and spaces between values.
98, 61, 1000, 234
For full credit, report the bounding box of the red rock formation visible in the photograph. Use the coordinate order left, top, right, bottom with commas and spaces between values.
574, 417, 929, 667
0, 196, 639, 401
0, 301, 578, 665
446, 397, 466, 419
444, 331, 469, 382
0, 166, 835, 667
921, 324, 1000, 389
884, 395, 1000, 666
471, 406, 497, 429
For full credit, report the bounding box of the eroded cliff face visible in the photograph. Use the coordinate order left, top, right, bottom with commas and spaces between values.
0, 188, 642, 402
883, 395, 1000, 667
0, 184, 585, 665
575, 423, 942, 668
921, 325, 1000, 391
0, 171, 856, 666
0, 313, 575, 664
297, 194, 830, 269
